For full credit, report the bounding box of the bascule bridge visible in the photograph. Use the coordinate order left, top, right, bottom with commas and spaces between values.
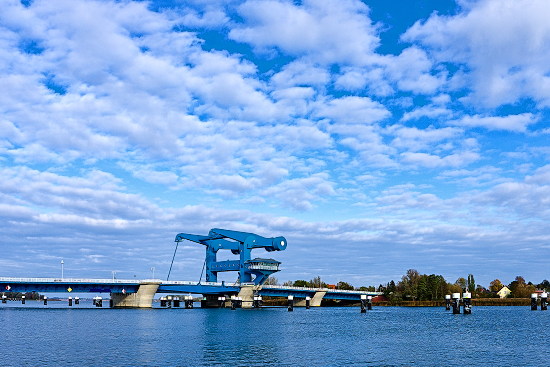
1, 228, 379, 308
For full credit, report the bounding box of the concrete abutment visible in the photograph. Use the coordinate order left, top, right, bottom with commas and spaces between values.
111, 281, 161, 308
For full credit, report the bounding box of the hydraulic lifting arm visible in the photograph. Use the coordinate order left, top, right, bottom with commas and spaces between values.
174, 228, 287, 285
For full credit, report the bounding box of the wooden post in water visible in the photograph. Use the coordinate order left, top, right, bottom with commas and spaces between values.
305, 296, 311, 309
1, 295, 6, 304
360, 294, 367, 313
68, 297, 73, 306
367, 295, 373, 310
43, 296, 47, 305
445, 294, 451, 310
75, 297, 79, 305
21, 295, 25, 305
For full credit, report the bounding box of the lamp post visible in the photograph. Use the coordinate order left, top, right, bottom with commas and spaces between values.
112, 271, 116, 281
151, 267, 155, 279
61, 259, 64, 279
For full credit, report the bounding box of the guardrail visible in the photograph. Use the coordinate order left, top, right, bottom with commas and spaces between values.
0, 278, 382, 295
0, 277, 142, 284
261, 284, 382, 294
162, 281, 239, 287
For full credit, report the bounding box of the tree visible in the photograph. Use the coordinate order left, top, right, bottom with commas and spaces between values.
455, 277, 467, 291
509, 276, 535, 298
489, 279, 503, 292
293, 280, 309, 287
399, 269, 420, 300
309, 276, 326, 288
336, 281, 354, 290
358, 286, 375, 291
537, 279, 550, 291
467, 274, 476, 294
264, 276, 279, 285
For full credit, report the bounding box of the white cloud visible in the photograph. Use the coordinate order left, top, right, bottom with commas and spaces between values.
400, 151, 479, 169
403, 0, 550, 107
315, 96, 390, 124
449, 113, 538, 132
229, 0, 380, 66
401, 105, 453, 121
270, 60, 330, 88
261, 172, 336, 210
389, 126, 463, 151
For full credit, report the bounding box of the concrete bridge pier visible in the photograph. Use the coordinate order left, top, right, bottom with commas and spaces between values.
237, 284, 257, 309
111, 281, 161, 308
310, 291, 326, 307
295, 291, 325, 307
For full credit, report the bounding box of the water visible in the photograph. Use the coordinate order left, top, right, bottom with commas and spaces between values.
1, 302, 550, 366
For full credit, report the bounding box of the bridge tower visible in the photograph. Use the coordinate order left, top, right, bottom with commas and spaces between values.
175, 228, 287, 285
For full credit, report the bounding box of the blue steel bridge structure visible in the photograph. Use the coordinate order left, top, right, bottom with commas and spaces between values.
1, 228, 379, 308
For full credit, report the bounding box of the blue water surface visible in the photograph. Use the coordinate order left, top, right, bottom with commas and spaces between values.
1, 302, 549, 367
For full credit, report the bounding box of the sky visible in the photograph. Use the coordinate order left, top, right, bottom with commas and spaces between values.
1, 0, 550, 288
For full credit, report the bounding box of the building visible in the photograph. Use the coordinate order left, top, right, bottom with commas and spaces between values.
497, 286, 511, 298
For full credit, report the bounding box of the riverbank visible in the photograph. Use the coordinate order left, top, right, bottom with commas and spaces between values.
372, 298, 530, 307
262, 297, 532, 307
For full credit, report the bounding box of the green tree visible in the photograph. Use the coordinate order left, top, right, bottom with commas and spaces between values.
399, 269, 420, 300
417, 275, 429, 301
293, 280, 309, 287
467, 274, 476, 294
336, 281, 354, 290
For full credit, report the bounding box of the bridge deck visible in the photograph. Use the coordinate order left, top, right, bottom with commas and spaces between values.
0, 277, 380, 300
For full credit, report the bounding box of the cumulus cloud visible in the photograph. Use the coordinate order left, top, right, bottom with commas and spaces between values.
229, 0, 380, 65
403, 0, 550, 107
315, 96, 390, 124
449, 113, 538, 132
1, 0, 549, 286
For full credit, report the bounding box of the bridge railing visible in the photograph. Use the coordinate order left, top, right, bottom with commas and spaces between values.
162, 280, 239, 287
261, 284, 382, 295
0, 277, 142, 284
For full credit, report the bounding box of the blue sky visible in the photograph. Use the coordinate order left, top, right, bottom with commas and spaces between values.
1, 0, 550, 288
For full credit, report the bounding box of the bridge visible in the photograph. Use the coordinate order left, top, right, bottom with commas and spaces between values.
1, 228, 380, 308
0, 277, 380, 308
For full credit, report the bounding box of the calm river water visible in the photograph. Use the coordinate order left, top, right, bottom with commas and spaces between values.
1, 301, 549, 366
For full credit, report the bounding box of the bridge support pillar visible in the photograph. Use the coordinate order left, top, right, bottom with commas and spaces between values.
110, 281, 161, 308
237, 284, 257, 309
310, 291, 326, 307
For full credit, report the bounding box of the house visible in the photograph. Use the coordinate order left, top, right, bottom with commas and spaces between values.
497, 286, 511, 298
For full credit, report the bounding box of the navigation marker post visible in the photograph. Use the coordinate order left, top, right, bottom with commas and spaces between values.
531, 293, 538, 311
541, 292, 548, 311
287, 295, 294, 312
360, 294, 367, 313
463, 292, 472, 314
452, 293, 461, 314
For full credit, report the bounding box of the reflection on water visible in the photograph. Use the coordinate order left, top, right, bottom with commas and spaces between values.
1, 303, 550, 366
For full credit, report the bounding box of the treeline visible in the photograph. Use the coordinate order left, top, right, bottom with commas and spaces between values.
270, 270, 550, 301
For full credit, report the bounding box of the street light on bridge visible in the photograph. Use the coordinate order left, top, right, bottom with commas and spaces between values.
61, 259, 64, 279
